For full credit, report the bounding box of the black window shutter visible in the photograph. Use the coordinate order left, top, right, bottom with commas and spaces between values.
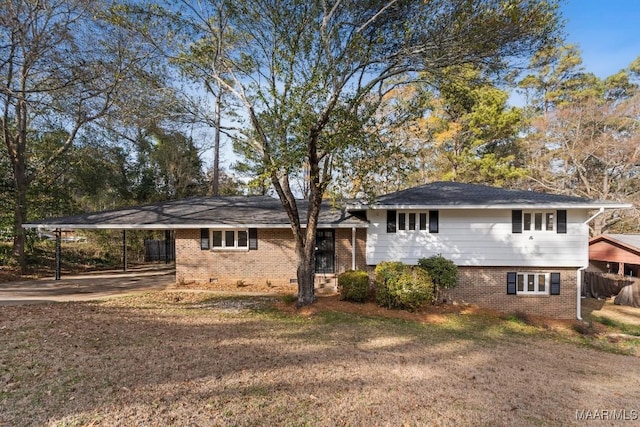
512, 210, 523, 234
387, 210, 397, 233
557, 210, 567, 234
550, 272, 561, 295
200, 228, 210, 250
429, 210, 439, 233
248, 228, 258, 250
507, 272, 517, 295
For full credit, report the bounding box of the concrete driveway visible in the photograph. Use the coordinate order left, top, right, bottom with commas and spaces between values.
0, 265, 175, 306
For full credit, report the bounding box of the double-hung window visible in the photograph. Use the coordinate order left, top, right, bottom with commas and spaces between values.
516, 273, 548, 295
513, 210, 566, 234
388, 210, 438, 233
523, 211, 554, 232
508, 272, 560, 295
211, 229, 249, 250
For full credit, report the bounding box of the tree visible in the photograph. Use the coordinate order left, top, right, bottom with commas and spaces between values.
0, 0, 162, 270
188, 0, 561, 305
329, 83, 434, 199
519, 49, 640, 234
416, 66, 525, 187
174, 2, 236, 196
148, 127, 206, 200
518, 44, 601, 115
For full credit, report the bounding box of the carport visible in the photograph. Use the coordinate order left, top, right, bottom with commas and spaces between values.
587, 234, 640, 307
589, 234, 640, 277
23, 203, 179, 280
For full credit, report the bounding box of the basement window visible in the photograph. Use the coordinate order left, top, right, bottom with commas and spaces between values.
516, 273, 549, 295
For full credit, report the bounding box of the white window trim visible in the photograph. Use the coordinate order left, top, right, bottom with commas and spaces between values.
396, 211, 431, 232
516, 272, 550, 295
210, 229, 249, 251
523, 210, 555, 232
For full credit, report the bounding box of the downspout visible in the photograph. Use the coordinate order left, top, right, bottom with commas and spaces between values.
351, 227, 356, 270
578, 207, 605, 320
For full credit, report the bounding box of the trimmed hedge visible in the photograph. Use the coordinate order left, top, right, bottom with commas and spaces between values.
338, 270, 370, 302
374, 261, 433, 311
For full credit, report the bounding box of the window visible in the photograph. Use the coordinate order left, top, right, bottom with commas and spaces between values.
508, 272, 560, 295
238, 230, 248, 247
513, 210, 566, 234
419, 213, 427, 230
212, 231, 222, 247
210, 229, 249, 249
388, 211, 439, 233
516, 273, 549, 295
522, 210, 556, 232
545, 212, 554, 231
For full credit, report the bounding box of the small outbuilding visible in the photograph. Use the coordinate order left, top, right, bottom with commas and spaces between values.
587, 234, 640, 307
589, 234, 640, 277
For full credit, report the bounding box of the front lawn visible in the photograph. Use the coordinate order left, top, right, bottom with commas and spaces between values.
1, 292, 639, 426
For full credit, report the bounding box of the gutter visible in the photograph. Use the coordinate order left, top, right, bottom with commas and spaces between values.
577, 208, 606, 320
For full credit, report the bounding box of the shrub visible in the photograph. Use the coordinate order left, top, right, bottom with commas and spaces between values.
374, 262, 405, 308
338, 270, 370, 302
375, 261, 433, 311
418, 254, 458, 301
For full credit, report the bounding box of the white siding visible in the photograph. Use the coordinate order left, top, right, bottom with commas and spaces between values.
366, 209, 590, 268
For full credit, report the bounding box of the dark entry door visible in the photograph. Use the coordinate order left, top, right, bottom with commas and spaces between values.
315, 229, 335, 274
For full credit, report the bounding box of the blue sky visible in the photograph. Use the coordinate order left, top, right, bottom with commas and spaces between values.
561, 0, 640, 77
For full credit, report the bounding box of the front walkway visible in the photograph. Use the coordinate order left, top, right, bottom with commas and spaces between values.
0, 264, 175, 306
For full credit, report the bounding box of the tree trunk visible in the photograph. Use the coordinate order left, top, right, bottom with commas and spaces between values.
11, 162, 28, 274
211, 90, 222, 196
296, 240, 315, 306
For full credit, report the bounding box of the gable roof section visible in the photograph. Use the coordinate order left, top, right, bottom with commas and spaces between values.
24, 196, 367, 230
351, 182, 631, 210
590, 234, 640, 253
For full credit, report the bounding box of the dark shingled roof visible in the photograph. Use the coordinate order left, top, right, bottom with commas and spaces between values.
24, 196, 366, 229
364, 181, 630, 209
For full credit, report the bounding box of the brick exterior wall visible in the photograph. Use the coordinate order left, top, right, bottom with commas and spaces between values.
175, 228, 367, 291
176, 227, 577, 318
446, 266, 578, 319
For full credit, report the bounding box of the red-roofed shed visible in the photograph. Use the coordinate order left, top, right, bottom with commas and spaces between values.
589, 234, 640, 277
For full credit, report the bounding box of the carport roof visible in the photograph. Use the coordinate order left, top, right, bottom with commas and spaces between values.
24, 196, 367, 230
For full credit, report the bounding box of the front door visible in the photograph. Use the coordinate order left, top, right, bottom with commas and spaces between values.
315, 229, 335, 274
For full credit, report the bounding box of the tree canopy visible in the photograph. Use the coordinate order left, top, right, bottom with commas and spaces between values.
175, 0, 562, 304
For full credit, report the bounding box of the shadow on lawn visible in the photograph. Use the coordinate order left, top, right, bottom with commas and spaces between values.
1, 294, 639, 426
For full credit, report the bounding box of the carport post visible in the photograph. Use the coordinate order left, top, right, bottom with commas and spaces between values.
165, 230, 171, 264
122, 230, 127, 272
54, 228, 61, 280
619, 262, 625, 276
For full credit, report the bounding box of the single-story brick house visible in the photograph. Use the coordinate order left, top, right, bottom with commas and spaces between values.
25, 182, 630, 319
25, 196, 369, 289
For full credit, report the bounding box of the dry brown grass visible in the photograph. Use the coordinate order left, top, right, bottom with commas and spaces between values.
1, 292, 640, 426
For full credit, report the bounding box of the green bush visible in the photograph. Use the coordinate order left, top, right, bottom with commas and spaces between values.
375, 261, 433, 311
338, 270, 370, 302
418, 254, 458, 301
374, 262, 405, 308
